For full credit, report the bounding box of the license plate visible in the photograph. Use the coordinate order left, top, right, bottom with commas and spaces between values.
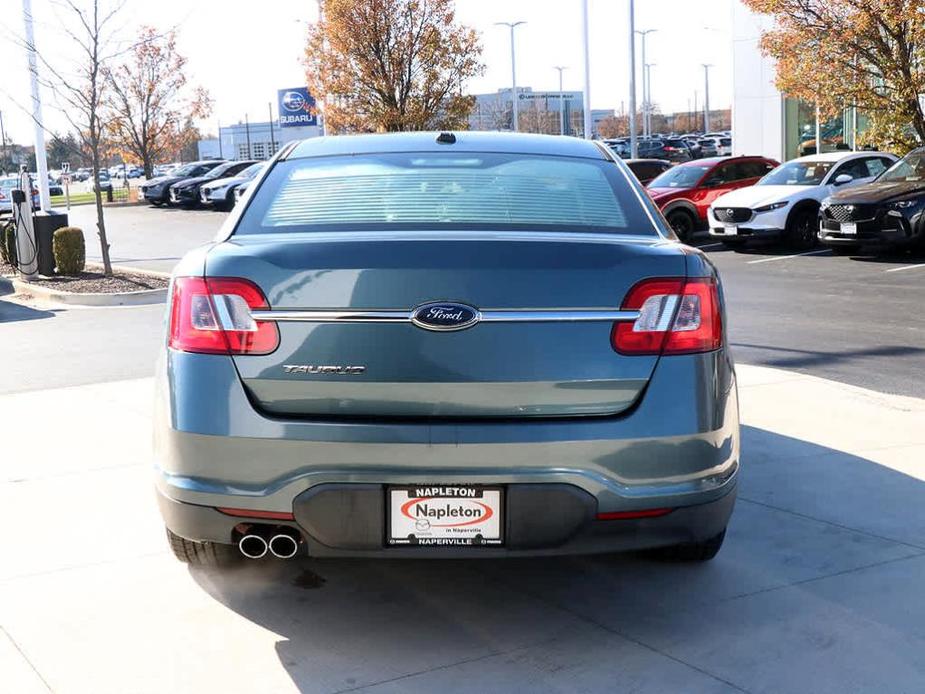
388, 485, 503, 546
723, 225, 738, 235
840, 222, 857, 235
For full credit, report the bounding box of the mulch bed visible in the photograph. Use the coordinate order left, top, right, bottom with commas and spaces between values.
1, 260, 168, 294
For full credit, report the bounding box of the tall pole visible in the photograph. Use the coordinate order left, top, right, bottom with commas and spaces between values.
217, 119, 223, 158
702, 64, 712, 133
244, 113, 251, 160
495, 21, 526, 132
553, 66, 568, 136
815, 103, 821, 155
268, 102, 275, 157
645, 64, 655, 136
21, 0, 50, 211
0, 109, 7, 172
580, 0, 592, 139
628, 0, 638, 157
636, 30, 655, 138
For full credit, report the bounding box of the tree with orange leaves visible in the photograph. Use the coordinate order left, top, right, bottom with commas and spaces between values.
745, 0, 925, 153
106, 27, 212, 177
305, 0, 484, 133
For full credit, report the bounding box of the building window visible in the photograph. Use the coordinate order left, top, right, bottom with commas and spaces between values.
237, 143, 250, 160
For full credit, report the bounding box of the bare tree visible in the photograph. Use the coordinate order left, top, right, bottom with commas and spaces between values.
23, 0, 125, 276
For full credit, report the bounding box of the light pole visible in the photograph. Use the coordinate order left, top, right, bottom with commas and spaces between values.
702, 64, 713, 133
580, 0, 592, 139
495, 21, 526, 132
635, 29, 656, 138
628, 0, 637, 157
21, 0, 50, 211
645, 63, 656, 136
553, 66, 568, 136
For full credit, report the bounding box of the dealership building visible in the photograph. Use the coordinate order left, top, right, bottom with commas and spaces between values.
469, 87, 613, 138
732, 2, 865, 162
198, 88, 321, 160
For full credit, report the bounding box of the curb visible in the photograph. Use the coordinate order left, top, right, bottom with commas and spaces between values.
2, 263, 169, 307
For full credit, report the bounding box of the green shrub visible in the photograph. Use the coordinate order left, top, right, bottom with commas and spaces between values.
2, 222, 16, 268
53, 226, 85, 275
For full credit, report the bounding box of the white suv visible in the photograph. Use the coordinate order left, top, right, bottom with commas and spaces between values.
707, 151, 897, 248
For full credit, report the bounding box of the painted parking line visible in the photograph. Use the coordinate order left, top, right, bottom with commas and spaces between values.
884, 263, 925, 273
746, 249, 831, 264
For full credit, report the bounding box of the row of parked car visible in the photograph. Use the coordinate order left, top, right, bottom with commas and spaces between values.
623, 148, 924, 255
140, 159, 265, 211
606, 133, 733, 163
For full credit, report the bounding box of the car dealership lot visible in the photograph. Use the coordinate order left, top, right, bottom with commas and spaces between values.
2, 205, 924, 693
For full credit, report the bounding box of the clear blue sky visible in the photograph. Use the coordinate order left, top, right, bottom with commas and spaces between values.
0, 0, 734, 142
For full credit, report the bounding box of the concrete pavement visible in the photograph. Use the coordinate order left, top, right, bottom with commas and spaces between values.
1, 364, 923, 693
65, 204, 227, 274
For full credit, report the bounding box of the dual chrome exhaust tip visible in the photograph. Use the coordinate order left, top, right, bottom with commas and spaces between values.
238, 531, 300, 559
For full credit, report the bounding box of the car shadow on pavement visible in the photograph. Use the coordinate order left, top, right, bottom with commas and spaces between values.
0, 296, 56, 323
731, 341, 925, 370
187, 426, 925, 693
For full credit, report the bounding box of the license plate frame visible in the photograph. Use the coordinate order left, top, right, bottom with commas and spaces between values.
387, 485, 504, 547
723, 224, 738, 236
840, 222, 857, 235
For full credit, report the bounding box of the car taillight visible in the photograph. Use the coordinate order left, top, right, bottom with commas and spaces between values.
168, 277, 279, 355
612, 277, 722, 355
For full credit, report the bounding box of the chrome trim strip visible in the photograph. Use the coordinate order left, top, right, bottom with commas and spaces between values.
251, 309, 641, 323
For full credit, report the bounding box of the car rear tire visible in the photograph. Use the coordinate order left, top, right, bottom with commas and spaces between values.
666, 209, 697, 243
166, 528, 241, 568
647, 528, 726, 562
786, 208, 818, 250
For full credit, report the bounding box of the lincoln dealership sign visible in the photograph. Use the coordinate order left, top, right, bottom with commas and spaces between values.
278, 87, 317, 128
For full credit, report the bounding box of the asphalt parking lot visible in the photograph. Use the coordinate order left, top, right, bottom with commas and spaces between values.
1, 205, 924, 693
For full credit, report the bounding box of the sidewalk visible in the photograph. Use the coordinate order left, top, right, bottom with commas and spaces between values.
1, 365, 923, 693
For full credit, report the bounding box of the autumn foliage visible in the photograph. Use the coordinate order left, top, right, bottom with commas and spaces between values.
106, 27, 212, 176
305, 0, 484, 133
745, 0, 925, 153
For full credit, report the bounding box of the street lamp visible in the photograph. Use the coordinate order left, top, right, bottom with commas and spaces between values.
628, 0, 637, 157
645, 63, 656, 136
553, 66, 568, 136
495, 21, 526, 132
702, 64, 713, 133
635, 28, 656, 138
580, 0, 592, 139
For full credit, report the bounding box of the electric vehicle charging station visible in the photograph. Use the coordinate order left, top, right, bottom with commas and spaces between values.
10, 168, 38, 279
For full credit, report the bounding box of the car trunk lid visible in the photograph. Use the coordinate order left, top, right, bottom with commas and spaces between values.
205, 233, 685, 418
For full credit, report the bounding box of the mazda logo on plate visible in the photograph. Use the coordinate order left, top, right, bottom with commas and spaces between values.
411, 302, 480, 332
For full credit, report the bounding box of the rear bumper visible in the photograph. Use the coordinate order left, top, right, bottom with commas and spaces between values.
157, 482, 736, 558
153, 348, 740, 556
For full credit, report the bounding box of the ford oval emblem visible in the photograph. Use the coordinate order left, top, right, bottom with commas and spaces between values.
411, 301, 480, 332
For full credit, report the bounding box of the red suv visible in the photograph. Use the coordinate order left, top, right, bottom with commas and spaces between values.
647, 156, 779, 241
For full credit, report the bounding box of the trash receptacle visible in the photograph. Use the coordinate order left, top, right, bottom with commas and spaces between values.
33, 211, 70, 276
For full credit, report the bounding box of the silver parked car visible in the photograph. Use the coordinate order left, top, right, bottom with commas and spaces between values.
156, 132, 739, 566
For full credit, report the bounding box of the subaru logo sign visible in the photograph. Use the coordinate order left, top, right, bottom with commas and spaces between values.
277, 87, 317, 128
411, 302, 480, 332
281, 91, 306, 112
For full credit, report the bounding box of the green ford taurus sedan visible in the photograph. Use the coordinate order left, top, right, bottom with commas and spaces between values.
154, 131, 739, 565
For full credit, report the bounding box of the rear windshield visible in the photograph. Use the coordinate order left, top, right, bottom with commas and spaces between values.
236, 152, 658, 236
